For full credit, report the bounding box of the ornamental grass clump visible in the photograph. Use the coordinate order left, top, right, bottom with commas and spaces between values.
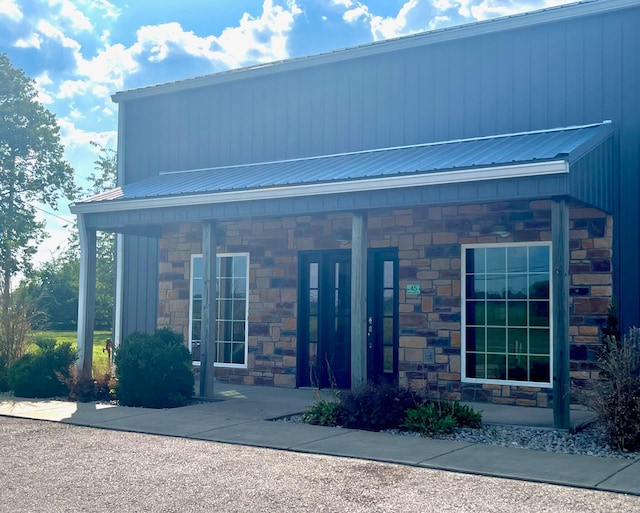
302, 399, 344, 426
592, 326, 640, 451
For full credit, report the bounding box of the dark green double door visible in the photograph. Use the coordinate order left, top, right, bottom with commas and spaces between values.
298, 248, 398, 389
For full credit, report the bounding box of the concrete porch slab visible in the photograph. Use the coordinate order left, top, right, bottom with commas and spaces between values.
293, 430, 473, 465
192, 420, 352, 449
595, 459, 640, 494
96, 408, 252, 436
422, 443, 631, 488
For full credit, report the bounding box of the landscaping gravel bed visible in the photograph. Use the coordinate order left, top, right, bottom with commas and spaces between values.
400, 423, 638, 460
277, 415, 639, 460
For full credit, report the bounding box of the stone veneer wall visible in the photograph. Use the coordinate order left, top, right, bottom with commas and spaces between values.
156, 199, 612, 406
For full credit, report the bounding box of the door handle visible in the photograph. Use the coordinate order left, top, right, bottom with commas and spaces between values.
367, 316, 373, 348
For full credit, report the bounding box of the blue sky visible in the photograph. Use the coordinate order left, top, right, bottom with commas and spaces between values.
0, 0, 573, 264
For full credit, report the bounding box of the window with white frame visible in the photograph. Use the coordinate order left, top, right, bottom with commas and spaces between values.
189, 253, 249, 367
462, 243, 552, 387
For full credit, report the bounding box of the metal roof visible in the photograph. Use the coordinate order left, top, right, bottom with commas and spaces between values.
74, 122, 612, 212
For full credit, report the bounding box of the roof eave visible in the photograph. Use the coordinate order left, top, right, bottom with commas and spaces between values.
70, 160, 568, 215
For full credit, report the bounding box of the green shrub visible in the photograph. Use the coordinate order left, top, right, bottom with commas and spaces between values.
8, 338, 76, 398
592, 327, 640, 451
115, 328, 194, 408
449, 401, 483, 429
337, 383, 420, 431
402, 402, 457, 435
401, 400, 482, 435
302, 399, 344, 426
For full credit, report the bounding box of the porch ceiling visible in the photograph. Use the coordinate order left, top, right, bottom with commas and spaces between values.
70, 121, 614, 227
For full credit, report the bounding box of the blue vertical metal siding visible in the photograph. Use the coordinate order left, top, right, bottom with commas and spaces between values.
118, 4, 640, 330
121, 234, 158, 338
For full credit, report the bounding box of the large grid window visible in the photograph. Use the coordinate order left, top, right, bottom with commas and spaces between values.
189, 253, 249, 368
462, 243, 552, 387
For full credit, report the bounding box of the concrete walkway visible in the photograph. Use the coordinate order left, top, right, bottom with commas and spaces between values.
1, 384, 638, 496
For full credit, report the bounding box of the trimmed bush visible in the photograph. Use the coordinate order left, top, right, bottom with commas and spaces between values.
115, 328, 194, 408
8, 338, 76, 398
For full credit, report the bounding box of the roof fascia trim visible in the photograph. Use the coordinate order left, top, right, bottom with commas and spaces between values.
71, 160, 568, 215
111, 0, 639, 103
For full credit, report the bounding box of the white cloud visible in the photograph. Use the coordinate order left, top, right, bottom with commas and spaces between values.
42, 0, 302, 103
57, 118, 116, 152
211, 0, 303, 66
342, 0, 423, 41
370, 0, 420, 40
14, 32, 42, 49
57, 79, 90, 99
32, 214, 75, 267
452, 0, 571, 21
338, 0, 575, 40
88, 0, 121, 21
77, 43, 140, 88
133, 22, 215, 63
343, 5, 369, 23
49, 0, 93, 31
34, 72, 55, 104
36, 19, 83, 50
0, 0, 22, 22
428, 15, 452, 30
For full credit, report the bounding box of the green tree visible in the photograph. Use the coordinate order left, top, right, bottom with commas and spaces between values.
77, 142, 116, 329
16, 143, 117, 330
16, 256, 79, 330
0, 53, 75, 365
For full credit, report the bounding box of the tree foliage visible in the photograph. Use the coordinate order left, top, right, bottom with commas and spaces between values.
0, 53, 75, 365
16, 143, 117, 330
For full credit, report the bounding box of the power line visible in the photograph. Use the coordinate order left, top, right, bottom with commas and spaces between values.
28, 202, 74, 225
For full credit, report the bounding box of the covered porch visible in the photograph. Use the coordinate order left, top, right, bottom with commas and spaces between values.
70, 121, 616, 429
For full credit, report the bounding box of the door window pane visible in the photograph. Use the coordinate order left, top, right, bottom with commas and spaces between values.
383, 260, 394, 288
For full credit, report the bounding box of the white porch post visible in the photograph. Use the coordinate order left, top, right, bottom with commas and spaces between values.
351, 212, 368, 388
200, 220, 218, 398
113, 233, 124, 348
77, 214, 97, 381
552, 197, 570, 429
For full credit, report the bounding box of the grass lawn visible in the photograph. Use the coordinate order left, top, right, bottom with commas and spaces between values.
28, 330, 112, 374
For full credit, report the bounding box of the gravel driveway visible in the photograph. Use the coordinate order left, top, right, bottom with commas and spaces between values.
1, 417, 638, 513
